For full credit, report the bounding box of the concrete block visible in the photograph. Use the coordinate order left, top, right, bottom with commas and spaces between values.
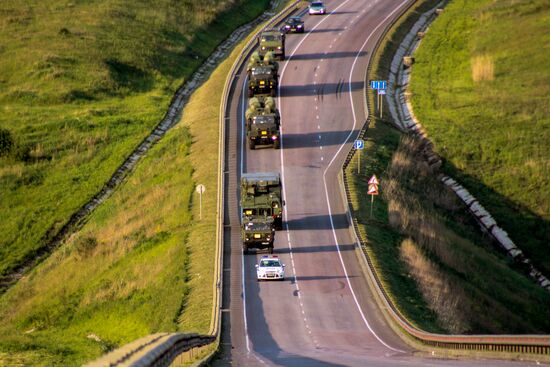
491, 227, 516, 252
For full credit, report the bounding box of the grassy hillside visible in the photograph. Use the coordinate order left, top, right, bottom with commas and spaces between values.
0, 0, 269, 279
0, 10, 268, 363
409, 0, 550, 274
345, 0, 550, 335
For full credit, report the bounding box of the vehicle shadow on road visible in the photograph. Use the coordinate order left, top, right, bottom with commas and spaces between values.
284, 213, 351, 230
327, 10, 358, 15
292, 274, 358, 281
281, 130, 361, 149
280, 81, 363, 97
304, 28, 345, 34
289, 50, 367, 61
276, 243, 355, 254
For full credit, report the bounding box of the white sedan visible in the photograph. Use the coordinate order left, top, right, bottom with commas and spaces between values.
256, 255, 285, 280
309, 1, 326, 15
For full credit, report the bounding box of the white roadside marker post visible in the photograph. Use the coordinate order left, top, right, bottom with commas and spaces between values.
196, 184, 206, 220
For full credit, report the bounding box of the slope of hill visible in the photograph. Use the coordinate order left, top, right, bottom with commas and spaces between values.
346, 0, 550, 336
0, 0, 268, 278
0, 0, 270, 364
409, 0, 550, 274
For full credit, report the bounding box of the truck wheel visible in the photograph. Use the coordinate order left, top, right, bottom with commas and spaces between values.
270, 89, 276, 97
274, 140, 280, 149
268, 246, 274, 254
249, 140, 256, 150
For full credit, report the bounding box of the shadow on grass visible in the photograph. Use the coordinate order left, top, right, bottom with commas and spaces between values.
441, 160, 550, 276
348, 119, 550, 334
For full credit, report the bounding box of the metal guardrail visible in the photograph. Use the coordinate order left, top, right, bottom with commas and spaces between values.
340, 0, 550, 357
85, 2, 301, 366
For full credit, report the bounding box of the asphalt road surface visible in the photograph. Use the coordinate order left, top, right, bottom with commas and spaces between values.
214, 0, 545, 366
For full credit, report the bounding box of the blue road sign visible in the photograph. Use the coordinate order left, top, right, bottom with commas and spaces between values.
354, 139, 364, 150
370, 80, 387, 90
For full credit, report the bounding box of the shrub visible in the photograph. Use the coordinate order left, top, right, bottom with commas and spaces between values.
0, 128, 14, 156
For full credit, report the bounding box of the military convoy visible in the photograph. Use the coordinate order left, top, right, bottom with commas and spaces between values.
245, 96, 281, 149
240, 23, 293, 254
258, 29, 285, 60
240, 173, 284, 254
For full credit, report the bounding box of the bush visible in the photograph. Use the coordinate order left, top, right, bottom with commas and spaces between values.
0, 128, 14, 156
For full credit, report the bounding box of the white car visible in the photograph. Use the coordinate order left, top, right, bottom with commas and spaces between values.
308, 1, 326, 15
256, 255, 285, 280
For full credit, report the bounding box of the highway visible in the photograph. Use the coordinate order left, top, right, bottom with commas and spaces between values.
215, 0, 544, 366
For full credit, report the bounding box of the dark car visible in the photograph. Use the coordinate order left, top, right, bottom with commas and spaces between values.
281, 16, 305, 33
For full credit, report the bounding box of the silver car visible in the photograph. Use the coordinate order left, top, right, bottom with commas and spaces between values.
309, 1, 326, 15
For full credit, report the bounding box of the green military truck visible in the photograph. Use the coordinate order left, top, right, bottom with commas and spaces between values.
240, 172, 284, 254
245, 96, 281, 149
247, 51, 278, 98
258, 28, 285, 60
241, 218, 275, 254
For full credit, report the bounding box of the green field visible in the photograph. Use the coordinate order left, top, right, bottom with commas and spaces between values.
0, 0, 271, 365
345, 0, 550, 334
409, 0, 550, 274
0, 0, 269, 280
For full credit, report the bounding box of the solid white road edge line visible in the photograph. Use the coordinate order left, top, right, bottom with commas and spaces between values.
278, 0, 354, 351
322, 0, 412, 354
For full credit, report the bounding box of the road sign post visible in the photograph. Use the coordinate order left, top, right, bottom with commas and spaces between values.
196, 184, 206, 220
354, 139, 364, 174
378, 89, 386, 119
367, 175, 379, 218
371, 81, 387, 119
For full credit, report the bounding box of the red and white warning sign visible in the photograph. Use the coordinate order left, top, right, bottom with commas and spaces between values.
368, 175, 379, 185
368, 184, 379, 195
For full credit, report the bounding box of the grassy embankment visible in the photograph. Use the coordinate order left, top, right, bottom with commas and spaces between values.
409, 0, 550, 275
0, 0, 266, 281
345, 0, 550, 335
0, 0, 271, 365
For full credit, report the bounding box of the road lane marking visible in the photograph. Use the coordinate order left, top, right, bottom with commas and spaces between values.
320, 0, 412, 354
278, 0, 369, 352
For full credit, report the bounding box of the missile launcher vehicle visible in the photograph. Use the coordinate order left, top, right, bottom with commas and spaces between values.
240, 172, 284, 253
247, 51, 279, 98
245, 96, 281, 149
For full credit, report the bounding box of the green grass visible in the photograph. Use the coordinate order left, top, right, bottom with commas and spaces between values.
344, 0, 550, 335
409, 0, 550, 274
0, 1, 271, 365
0, 0, 270, 279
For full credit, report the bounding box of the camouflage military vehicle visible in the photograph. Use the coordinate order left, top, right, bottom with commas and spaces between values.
247, 51, 279, 98
241, 217, 275, 254
240, 172, 284, 253
258, 29, 285, 60
245, 96, 280, 149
